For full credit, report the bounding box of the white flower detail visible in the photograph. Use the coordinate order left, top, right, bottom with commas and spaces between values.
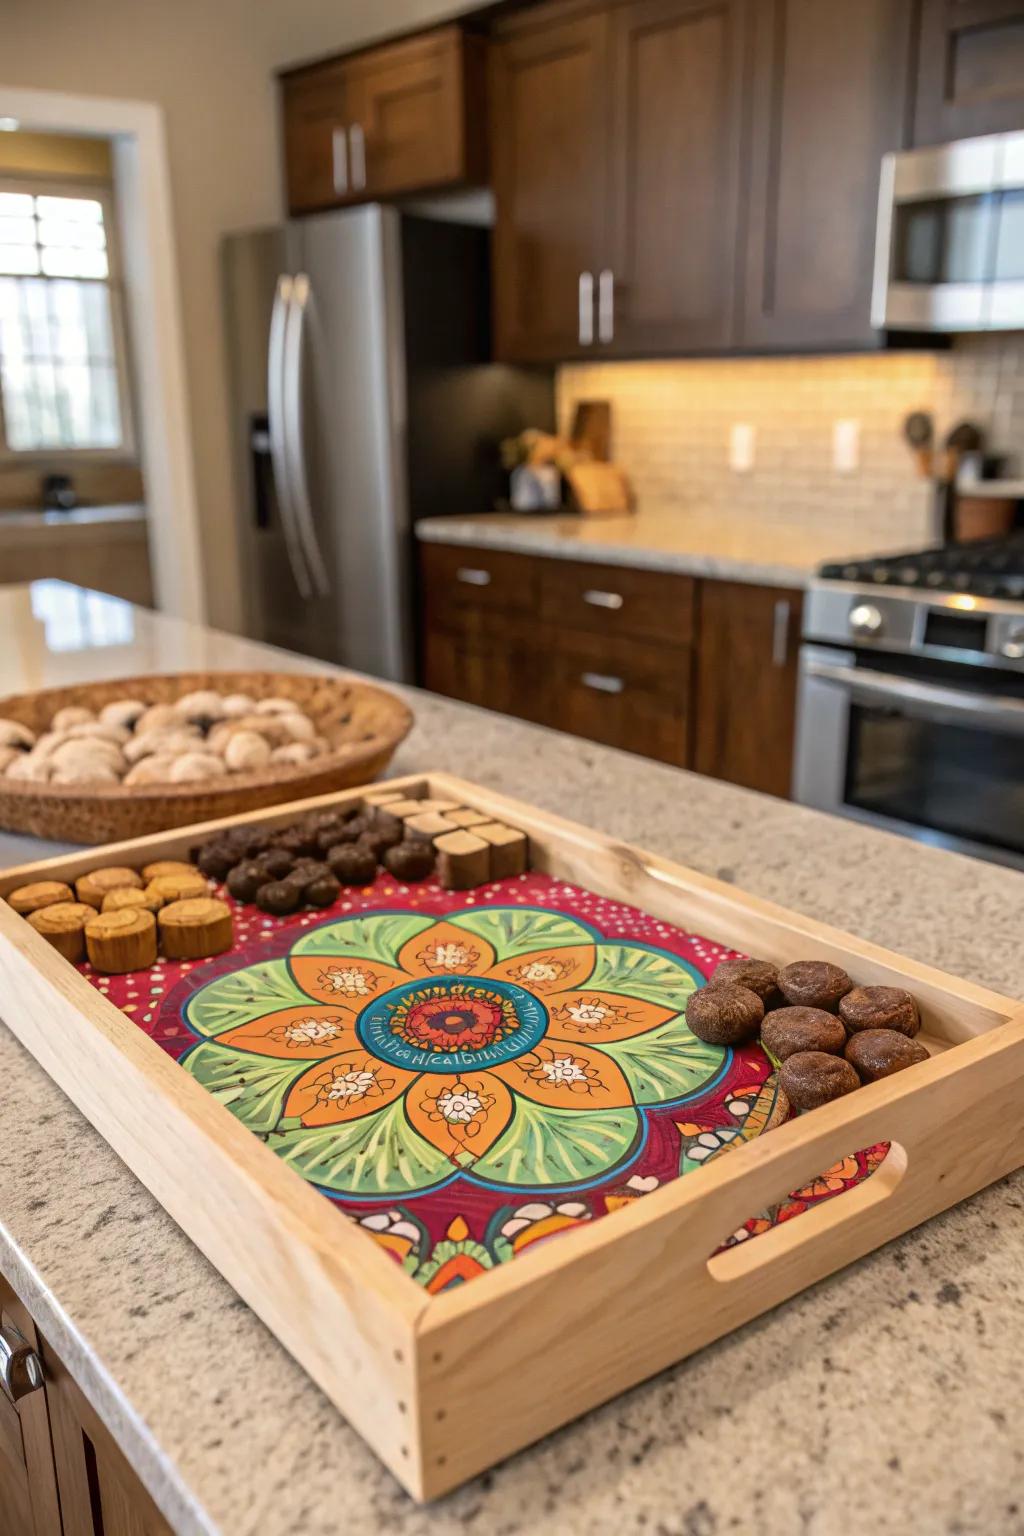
518, 960, 561, 983
319, 966, 373, 997
326, 1067, 376, 1101
285, 1017, 342, 1045
688, 1128, 742, 1162
429, 942, 472, 969
566, 1000, 610, 1026
540, 1055, 587, 1085
436, 1087, 484, 1124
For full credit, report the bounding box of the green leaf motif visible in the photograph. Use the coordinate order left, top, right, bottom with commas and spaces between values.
272, 1097, 451, 1196
600, 1013, 724, 1105
183, 1042, 305, 1134
449, 907, 594, 961
291, 912, 433, 965
472, 1098, 640, 1187
185, 961, 309, 1038
587, 943, 701, 1008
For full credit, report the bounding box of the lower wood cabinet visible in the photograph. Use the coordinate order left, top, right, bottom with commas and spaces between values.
419, 541, 803, 795
0, 1272, 170, 1536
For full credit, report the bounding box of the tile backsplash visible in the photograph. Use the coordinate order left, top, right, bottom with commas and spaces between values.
557, 335, 1024, 543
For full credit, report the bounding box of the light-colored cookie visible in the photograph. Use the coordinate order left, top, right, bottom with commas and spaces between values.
76, 866, 143, 908
5, 755, 53, 782
0, 745, 21, 773
123, 728, 199, 764
7, 880, 75, 915
85, 908, 157, 973
275, 713, 316, 743
65, 720, 130, 745
140, 859, 195, 882
255, 697, 299, 715
145, 872, 209, 904
135, 703, 179, 736
0, 718, 35, 750
174, 690, 227, 723
224, 731, 272, 771
51, 706, 94, 731
27, 901, 96, 962
51, 738, 124, 771
221, 692, 255, 717
99, 698, 147, 730
168, 751, 225, 783
103, 886, 164, 915
270, 741, 318, 766
123, 754, 177, 786
52, 762, 121, 786
158, 897, 233, 960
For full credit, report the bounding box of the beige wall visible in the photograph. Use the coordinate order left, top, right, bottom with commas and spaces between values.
0, 0, 477, 629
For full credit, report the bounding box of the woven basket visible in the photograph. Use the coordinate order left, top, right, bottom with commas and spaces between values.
0, 670, 413, 844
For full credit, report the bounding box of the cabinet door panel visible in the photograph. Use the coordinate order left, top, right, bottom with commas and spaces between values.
491, 8, 611, 361
552, 631, 691, 765
915, 0, 1024, 142
693, 580, 802, 797
608, 0, 745, 353
740, 0, 915, 349
282, 64, 357, 216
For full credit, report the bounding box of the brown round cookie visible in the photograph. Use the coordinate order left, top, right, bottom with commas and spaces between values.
839, 985, 920, 1038
779, 1050, 860, 1111
195, 841, 237, 880
359, 827, 403, 860
685, 984, 764, 1046
327, 843, 378, 886
845, 1029, 929, 1082
761, 1006, 846, 1062
256, 879, 302, 916
270, 825, 320, 859
226, 861, 267, 903
257, 847, 295, 882
778, 960, 853, 1012
711, 957, 780, 1006
306, 874, 341, 908
383, 840, 435, 882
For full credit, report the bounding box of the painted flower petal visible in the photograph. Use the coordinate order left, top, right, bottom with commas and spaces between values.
284, 1053, 417, 1127
487, 944, 596, 993
471, 1098, 642, 1188
184, 959, 310, 1039
600, 1011, 724, 1105
273, 1095, 452, 1196
291, 910, 434, 965
397, 919, 496, 978
448, 906, 597, 961
543, 988, 676, 1043
183, 1041, 308, 1134
214, 1006, 361, 1060
586, 942, 703, 1009
288, 955, 408, 1012
405, 1070, 514, 1166
492, 1039, 635, 1110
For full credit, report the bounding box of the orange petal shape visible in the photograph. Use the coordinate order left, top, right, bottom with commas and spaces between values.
284, 1052, 417, 1127
487, 944, 596, 994
289, 955, 408, 1013
543, 988, 675, 1043
405, 1070, 514, 1166
217, 1006, 361, 1060
492, 1039, 635, 1110
398, 919, 497, 979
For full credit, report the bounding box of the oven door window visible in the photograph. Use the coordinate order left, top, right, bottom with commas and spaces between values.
846, 706, 1024, 856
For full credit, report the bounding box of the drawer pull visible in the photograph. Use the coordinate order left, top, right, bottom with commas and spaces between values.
581, 671, 625, 694
0, 1324, 43, 1403
582, 589, 624, 610
772, 599, 791, 667
456, 567, 491, 587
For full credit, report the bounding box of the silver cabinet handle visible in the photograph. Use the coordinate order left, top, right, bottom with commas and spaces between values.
583, 589, 623, 610
283, 273, 331, 597
332, 127, 349, 195
456, 567, 491, 587
598, 269, 614, 343
581, 671, 624, 694
268, 275, 313, 601
0, 1323, 43, 1404
578, 272, 594, 346
349, 123, 366, 191
772, 599, 791, 667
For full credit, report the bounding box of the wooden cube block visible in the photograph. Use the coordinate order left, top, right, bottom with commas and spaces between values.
364, 789, 406, 806
445, 809, 490, 829
475, 822, 529, 880
383, 798, 433, 818
434, 831, 490, 891
403, 812, 457, 843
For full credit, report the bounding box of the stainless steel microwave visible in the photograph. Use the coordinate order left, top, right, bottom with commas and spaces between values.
872, 130, 1024, 332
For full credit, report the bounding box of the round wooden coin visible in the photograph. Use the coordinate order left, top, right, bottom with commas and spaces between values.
145, 872, 209, 905
85, 907, 157, 973
7, 880, 75, 915
76, 866, 144, 908
141, 859, 197, 883
103, 886, 164, 915
158, 897, 234, 960
27, 901, 96, 962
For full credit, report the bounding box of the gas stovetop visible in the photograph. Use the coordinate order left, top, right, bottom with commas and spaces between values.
820, 534, 1024, 602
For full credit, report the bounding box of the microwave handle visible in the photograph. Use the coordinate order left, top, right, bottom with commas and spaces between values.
804, 658, 1024, 736
871, 151, 896, 330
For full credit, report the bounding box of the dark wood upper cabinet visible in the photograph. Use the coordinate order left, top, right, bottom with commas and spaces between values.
282, 27, 487, 216
490, 7, 611, 361
607, 0, 746, 353
914, 0, 1024, 143
739, 0, 916, 350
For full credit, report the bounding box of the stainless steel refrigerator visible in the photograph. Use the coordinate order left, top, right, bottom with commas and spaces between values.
222, 206, 554, 681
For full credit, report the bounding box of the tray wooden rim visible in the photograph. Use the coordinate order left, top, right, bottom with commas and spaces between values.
1, 771, 1022, 1501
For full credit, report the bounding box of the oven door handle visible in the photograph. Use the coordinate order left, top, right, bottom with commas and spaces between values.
804, 659, 1024, 736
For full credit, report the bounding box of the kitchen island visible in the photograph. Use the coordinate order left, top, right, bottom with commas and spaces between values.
0, 581, 1021, 1536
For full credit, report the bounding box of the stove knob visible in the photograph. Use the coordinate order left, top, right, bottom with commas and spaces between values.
849, 603, 884, 638
1002, 627, 1024, 661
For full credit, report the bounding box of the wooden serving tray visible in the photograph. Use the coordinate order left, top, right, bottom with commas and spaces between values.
0, 773, 1022, 1502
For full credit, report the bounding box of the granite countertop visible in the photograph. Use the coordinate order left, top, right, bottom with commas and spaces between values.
0, 502, 146, 529
415, 509, 916, 587
0, 581, 1022, 1536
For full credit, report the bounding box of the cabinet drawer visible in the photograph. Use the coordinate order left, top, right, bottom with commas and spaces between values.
420, 542, 541, 626
551, 631, 691, 767
539, 558, 695, 646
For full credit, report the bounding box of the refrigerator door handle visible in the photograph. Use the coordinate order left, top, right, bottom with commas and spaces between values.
267, 275, 313, 600
283, 273, 331, 597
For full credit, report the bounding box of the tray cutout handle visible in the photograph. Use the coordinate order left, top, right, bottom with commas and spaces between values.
707, 1141, 908, 1284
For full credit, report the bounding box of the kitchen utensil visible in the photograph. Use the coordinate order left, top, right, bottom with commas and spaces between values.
902, 411, 934, 477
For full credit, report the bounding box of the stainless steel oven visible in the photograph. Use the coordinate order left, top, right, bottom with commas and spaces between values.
872, 129, 1024, 331
794, 579, 1024, 870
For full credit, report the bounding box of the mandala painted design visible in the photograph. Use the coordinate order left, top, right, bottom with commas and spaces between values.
180, 906, 717, 1198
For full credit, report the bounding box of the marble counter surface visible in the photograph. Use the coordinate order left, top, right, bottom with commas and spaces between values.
0, 581, 1022, 1536
415, 509, 915, 587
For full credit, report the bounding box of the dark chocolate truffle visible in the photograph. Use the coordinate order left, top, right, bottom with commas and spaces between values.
778, 960, 853, 1012
359, 827, 403, 860
382, 840, 435, 882
256, 879, 302, 916
845, 1029, 929, 1082
226, 860, 267, 903
779, 1050, 860, 1111
327, 843, 378, 886
257, 847, 295, 882
196, 841, 236, 880
711, 957, 780, 1006
306, 873, 342, 908
685, 984, 764, 1046
839, 985, 920, 1039
761, 1006, 846, 1061
270, 825, 320, 858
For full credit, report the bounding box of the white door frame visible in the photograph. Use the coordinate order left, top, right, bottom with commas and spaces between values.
0, 86, 205, 624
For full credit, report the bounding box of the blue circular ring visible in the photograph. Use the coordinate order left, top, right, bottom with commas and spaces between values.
357, 973, 548, 1074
